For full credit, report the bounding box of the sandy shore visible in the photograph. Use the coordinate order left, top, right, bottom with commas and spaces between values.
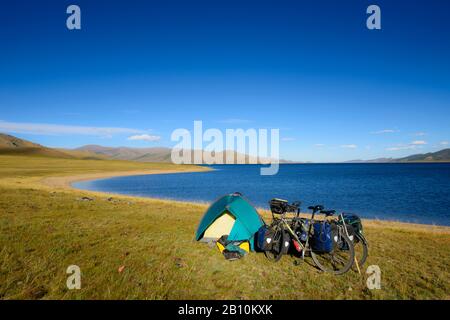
41, 167, 209, 189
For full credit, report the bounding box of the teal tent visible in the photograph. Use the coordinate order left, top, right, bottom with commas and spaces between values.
195, 193, 264, 251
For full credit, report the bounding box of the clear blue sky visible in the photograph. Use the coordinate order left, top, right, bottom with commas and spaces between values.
1, 0, 449, 162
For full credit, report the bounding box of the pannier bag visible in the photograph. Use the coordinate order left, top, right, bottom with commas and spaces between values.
312, 221, 333, 253
269, 198, 289, 215
216, 237, 250, 254
216, 235, 249, 260
297, 218, 310, 242
281, 230, 290, 254
256, 225, 275, 251
342, 213, 363, 235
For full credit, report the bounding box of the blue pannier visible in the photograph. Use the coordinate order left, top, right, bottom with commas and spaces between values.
312, 222, 333, 253
256, 225, 274, 251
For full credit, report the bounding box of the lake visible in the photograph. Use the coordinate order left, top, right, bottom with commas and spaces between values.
73, 163, 450, 226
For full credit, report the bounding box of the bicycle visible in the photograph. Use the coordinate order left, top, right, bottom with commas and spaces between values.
264, 199, 355, 275
336, 212, 369, 269
263, 198, 300, 262
307, 208, 356, 275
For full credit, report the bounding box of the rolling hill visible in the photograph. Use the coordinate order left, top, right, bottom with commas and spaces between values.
74, 145, 173, 162
396, 148, 450, 162
0, 133, 72, 158
74, 145, 285, 164
346, 149, 450, 163
2, 133, 449, 163
0, 134, 284, 163
0, 133, 106, 160
344, 158, 393, 163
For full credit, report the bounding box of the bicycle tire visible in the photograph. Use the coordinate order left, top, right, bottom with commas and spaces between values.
311, 232, 355, 275
353, 233, 368, 268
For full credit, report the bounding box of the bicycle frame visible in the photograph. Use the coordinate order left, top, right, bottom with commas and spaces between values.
272, 207, 317, 259
268, 202, 359, 274
277, 208, 353, 259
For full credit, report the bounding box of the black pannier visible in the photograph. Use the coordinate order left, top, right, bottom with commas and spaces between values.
343, 213, 363, 235
256, 225, 275, 251
269, 198, 289, 215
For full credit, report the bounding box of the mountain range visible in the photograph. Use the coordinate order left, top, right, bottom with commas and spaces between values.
345, 148, 450, 163
73, 144, 288, 164
0, 133, 286, 163
74, 145, 173, 162
1, 133, 450, 163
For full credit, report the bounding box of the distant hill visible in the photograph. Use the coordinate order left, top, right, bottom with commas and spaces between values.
6, 132, 446, 164
0, 133, 106, 160
344, 158, 394, 163
74, 145, 173, 162
55, 148, 110, 160
0, 133, 72, 158
396, 148, 450, 162
0, 134, 289, 163
75, 145, 289, 164
346, 149, 450, 163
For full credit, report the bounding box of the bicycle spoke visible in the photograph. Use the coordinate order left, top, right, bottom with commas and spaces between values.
332, 253, 347, 265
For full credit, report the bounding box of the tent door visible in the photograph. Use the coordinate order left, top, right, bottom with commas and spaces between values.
201, 211, 235, 242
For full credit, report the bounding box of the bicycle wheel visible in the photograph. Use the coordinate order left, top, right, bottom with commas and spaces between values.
311, 232, 355, 275
352, 233, 368, 268
264, 224, 286, 262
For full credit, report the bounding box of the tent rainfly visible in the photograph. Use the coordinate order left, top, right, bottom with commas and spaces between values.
195, 193, 264, 251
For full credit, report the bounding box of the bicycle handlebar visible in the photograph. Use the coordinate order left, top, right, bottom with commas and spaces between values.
308, 205, 324, 212
286, 202, 301, 212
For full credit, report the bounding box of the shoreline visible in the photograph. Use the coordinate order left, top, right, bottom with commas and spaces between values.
46, 168, 450, 233
41, 166, 210, 189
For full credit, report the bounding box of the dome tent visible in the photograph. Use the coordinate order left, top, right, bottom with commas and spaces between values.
195, 193, 264, 251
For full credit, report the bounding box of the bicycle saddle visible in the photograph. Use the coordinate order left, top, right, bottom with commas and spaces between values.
320, 209, 336, 216
308, 205, 324, 212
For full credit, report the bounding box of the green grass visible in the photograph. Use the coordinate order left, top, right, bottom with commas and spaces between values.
0, 155, 449, 299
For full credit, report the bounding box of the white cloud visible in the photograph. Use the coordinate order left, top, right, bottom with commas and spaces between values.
340, 144, 357, 149
0, 120, 144, 138
414, 132, 426, 136
440, 141, 449, 146
281, 137, 295, 141
127, 134, 161, 142
386, 140, 427, 151
411, 140, 427, 145
314, 143, 325, 147
370, 129, 398, 134
386, 146, 416, 151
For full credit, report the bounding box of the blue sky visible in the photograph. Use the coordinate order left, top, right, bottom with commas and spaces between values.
1, 0, 449, 162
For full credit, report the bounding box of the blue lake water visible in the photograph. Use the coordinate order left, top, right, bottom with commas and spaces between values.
73, 163, 450, 226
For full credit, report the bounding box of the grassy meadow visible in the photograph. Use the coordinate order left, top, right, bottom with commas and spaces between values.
0, 155, 449, 299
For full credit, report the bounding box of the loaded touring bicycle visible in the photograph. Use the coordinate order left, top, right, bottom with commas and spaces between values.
258, 198, 367, 275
